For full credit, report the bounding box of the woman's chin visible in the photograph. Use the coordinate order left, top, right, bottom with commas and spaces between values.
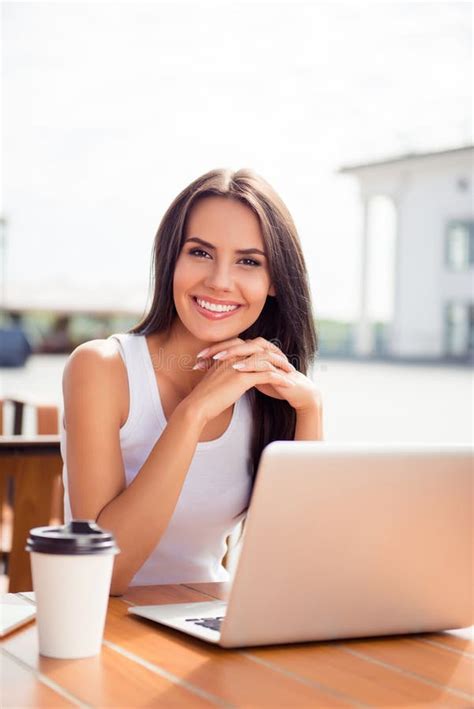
185, 319, 245, 342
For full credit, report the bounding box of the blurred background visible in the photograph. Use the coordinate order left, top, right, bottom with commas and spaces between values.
1, 0, 472, 442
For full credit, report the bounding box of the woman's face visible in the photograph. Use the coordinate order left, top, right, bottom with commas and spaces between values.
173, 195, 275, 343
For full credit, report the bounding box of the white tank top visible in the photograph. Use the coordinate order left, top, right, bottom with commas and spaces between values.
61, 332, 254, 585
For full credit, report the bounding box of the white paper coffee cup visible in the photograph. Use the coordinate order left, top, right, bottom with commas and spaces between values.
26, 520, 120, 659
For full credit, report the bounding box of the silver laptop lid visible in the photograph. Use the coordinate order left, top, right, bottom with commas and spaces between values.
221, 442, 473, 647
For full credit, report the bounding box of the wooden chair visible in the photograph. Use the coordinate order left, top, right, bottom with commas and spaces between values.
0, 398, 63, 592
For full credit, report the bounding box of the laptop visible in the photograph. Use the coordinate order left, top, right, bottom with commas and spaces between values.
128, 441, 473, 648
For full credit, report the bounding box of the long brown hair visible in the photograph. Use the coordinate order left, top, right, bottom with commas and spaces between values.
130, 168, 318, 480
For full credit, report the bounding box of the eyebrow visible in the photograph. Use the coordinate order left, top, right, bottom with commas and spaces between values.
185, 236, 267, 257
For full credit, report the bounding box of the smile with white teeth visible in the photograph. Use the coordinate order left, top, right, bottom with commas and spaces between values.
195, 298, 240, 313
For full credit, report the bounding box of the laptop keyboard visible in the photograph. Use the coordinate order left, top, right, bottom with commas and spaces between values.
185, 616, 224, 632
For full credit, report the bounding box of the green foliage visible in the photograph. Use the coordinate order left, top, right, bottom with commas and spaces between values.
317, 319, 354, 355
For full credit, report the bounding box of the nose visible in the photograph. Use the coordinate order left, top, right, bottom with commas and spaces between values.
203, 260, 235, 292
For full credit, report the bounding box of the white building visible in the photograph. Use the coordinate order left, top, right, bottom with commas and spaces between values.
339, 145, 474, 362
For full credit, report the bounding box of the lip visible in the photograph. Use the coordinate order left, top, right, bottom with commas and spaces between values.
192, 295, 243, 306
190, 296, 243, 320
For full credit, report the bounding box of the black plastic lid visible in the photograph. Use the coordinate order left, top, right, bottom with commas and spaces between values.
26, 520, 120, 555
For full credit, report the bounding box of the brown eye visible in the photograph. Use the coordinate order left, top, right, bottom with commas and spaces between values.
188, 248, 210, 258
240, 258, 261, 267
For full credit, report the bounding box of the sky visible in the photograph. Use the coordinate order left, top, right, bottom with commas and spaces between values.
1, 1, 472, 320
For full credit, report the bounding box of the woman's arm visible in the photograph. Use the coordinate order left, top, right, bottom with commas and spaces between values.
64, 339, 301, 594
294, 394, 323, 441
62, 341, 206, 595
98, 401, 203, 595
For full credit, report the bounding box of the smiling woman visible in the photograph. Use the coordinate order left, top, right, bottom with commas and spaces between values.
61, 168, 322, 594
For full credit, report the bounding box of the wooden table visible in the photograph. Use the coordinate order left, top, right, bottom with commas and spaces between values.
0, 436, 63, 592
2, 583, 473, 707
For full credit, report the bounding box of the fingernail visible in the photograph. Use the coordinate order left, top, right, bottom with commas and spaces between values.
232, 362, 246, 369
196, 347, 210, 358
213, 350, 228, 360
192, 362, 205, 370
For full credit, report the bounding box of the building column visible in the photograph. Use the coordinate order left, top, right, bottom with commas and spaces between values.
355, 195, 374, 356
387, 194, 401, 357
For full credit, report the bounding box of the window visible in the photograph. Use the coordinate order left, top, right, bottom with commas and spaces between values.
445, 221, 474, 270
444, 302, 474, 359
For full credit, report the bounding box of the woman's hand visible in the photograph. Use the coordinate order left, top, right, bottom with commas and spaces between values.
195, 337, 321, 413
184, 340, 294, 425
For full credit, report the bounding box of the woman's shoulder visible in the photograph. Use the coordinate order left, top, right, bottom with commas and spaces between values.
66, 336, 122, 366
63, 337, 126, 389
62, 338, 129, 427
